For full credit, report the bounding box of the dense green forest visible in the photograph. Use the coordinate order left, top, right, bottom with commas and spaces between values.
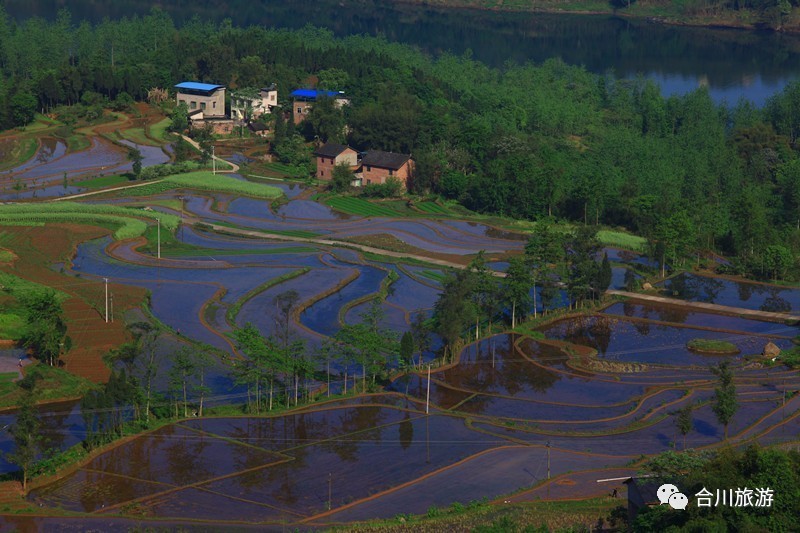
2, 7, 800, 279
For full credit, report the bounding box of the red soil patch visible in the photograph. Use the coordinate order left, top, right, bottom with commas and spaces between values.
0, 225, 147, 383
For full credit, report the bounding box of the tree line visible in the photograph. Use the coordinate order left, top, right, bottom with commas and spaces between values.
2, 8, 800, 279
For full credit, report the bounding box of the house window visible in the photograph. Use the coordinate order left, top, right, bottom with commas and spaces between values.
212, 102, 216, 109
297, 107, 302, 114
190, 101, 197, 109
201, 102, 206, 110
389, 169, 394, 176
320, 170, 324, 176
366, 166, 371, 172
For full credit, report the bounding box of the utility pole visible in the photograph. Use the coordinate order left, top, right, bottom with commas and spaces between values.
546, 441, 551, 480
327, 473, 332, 511
425, 365, 431, 414
104, 278, 109, 323
156, 217, 161, 259
212, 145, 216, 175
110, 293, 114, 323
179, 195, 185, 240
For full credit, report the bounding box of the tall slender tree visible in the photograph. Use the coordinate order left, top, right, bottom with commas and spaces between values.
711, 361, 737, 440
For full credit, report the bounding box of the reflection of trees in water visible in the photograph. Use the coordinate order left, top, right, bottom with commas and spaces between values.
667, 274, 724, 303
655, 305, 689, 324
761, 293, 791, 312
441, 335, 561, 396
36, 401, 77, 457
556, 316, 615, 357
8, 0, 800, 82
398, 412, 413, 451
164, 430, 211, 486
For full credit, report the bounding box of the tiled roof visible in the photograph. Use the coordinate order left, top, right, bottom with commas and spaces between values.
361, 150, 411, 170
314, 143, 352, 158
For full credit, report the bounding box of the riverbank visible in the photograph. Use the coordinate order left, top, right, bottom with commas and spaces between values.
397, 0, 800, 33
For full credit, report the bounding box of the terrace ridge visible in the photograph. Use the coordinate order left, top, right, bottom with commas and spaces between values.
606, 290, 800, 322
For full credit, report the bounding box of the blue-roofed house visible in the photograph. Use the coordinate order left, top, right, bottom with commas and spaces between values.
175, 81, 226, 119
290, 88, 349, 124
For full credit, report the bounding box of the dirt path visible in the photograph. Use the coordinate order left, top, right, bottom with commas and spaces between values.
606, 290, 799, 322
180, 135, 239, 173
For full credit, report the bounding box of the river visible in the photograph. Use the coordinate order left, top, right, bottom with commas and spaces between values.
5, 0, 800, 105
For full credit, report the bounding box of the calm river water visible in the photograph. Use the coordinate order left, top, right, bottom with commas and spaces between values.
6, 0, 800, 105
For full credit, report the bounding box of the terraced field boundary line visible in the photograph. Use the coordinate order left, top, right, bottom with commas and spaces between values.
593, 312, 795, 339
606, 290, 800, 322
51, 178, 168, 201
300, 445, 529, 524
200, 221, 508, 276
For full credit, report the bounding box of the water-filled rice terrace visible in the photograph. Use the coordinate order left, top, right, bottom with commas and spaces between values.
4, 140, 800, 527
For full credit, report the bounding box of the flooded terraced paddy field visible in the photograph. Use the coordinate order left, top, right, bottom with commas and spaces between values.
662, 272, 800, 311
540, 315, 795, 366
3, 137, 800, 528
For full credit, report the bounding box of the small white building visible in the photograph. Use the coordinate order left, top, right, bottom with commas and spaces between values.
231, 85, 278, 121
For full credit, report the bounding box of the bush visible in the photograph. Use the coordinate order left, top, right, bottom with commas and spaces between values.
139, 161, 201, 180
361, 176, 403, 198
686, 339, 740, 354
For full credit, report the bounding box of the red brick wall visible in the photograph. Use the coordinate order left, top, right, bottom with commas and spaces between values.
362, 159, 413, 188
293, 101, 313, 124
316, 148, 358, 180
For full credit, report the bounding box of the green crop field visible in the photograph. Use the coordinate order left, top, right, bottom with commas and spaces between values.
0, 272, 69, 301
325, 197, 400, 217
596, 229, 646, 252
0, 202, 179, 240
415, 201, 451, 215
117, 171, 282, 199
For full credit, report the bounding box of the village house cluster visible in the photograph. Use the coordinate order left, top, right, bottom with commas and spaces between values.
175, 81, 413, 188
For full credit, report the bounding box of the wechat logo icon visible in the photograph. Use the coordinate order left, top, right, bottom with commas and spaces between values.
658, 484, 688, 510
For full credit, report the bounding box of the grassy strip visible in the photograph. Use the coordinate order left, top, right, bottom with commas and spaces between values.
325, 196, 401, 217
0, 202, 179, 239
226, 267, 311, 326
116, 171, 282, 199
0, 271, 70, 302
73, 174, 129, 189
118, 127, 161, 147
147, 118, 173, 143
0, 363, 97, 409
686, 338, 740, 354
0, 312, 26, 340
337, 497, 618, 532
419, 269, 447, 282
0, 137, 38, 172
361, 251, 452, 269
414, 201, 452, 215
597, 229, 647, 252
264, 228, 322, 239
